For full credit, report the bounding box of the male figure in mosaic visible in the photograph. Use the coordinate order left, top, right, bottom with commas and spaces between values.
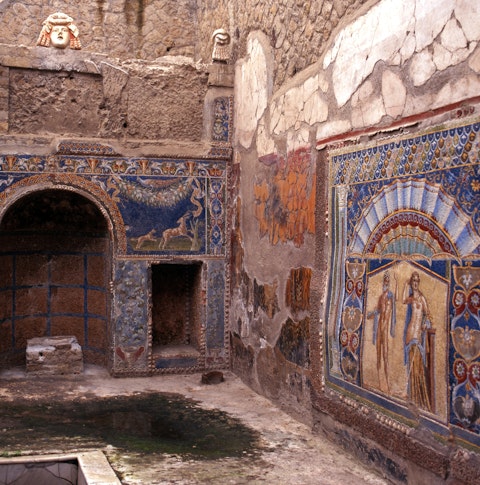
403, 271, 433, 412
367, 271, 397, 393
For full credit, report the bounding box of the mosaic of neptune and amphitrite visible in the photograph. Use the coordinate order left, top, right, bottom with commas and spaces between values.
327, 119, 480, 445
0, 151, 227, 256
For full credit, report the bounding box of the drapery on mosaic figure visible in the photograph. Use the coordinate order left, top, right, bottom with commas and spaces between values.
37, 12, 81, 50
367, 271, 397, 393
403, 271, 434, 412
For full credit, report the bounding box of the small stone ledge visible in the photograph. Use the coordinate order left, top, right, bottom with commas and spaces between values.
0, 43, 108, 74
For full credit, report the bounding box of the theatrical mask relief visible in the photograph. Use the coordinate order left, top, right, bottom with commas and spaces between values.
326, 119, 480, 445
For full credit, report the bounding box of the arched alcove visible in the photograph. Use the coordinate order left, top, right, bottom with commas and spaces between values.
0, 189, 111, 369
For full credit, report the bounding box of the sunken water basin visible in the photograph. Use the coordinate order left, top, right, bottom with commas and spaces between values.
0, 393, 261, 483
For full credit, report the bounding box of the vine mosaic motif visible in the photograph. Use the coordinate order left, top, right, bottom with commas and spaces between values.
326, 119, 480, 447
0, 155, 227, 256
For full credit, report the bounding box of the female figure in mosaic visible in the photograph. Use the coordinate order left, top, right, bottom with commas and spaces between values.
403, 271, 433, 412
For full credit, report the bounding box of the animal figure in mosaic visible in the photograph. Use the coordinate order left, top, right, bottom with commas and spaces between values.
135, 229, 157, 249
160, 212, 190, 249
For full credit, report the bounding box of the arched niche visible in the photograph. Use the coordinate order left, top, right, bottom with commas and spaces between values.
0, 189, 112, 369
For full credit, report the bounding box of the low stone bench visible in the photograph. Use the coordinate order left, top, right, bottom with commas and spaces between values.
26, 336, 83, 376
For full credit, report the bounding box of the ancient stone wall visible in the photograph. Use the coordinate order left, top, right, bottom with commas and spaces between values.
0, 0, 197, 60
197, 0, 374, 88
0, 47, 209, 142
231, 0, 480, 481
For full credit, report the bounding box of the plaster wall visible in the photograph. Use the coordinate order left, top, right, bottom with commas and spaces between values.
232, 0, 480, 482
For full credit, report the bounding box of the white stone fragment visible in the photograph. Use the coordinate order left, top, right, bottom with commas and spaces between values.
316, 119, 352, 143
283, 86, 302, 131
441, 18, 468, 51
410, 49, 436, 86
325, 0, 414, 107
455, 0, 480, 42
433, 73, 480, 109
433, 42, 454, 71
303, 91, 328, 126
256, 119, 275, 158
469, 46, 480, 73
414, 0, 454, 52
303, 74, 318, 101
235, 36, 269, 149
382, 70, 406, 118
287, 129, 310, 153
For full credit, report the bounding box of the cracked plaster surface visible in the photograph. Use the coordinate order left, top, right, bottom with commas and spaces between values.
235, 34, 270, 149
261, 0, 480, 146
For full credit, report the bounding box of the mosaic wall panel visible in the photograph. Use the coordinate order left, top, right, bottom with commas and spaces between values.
0, 155, 227, 256
0, 152, 229, 374
326, 119, 480, 448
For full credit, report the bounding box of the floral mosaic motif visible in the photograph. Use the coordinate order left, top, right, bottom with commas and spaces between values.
327, 118, 480, 446
113, 261, 148, 370
212, 97, 232, 142
451, 264, 480, 432
254, 147, 315, 247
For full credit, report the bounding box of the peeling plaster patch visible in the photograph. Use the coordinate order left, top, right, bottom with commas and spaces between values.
324, 0, 414, 107
257, 119, 275, 158
414, 0, 454, 52
455, 0, 480, 42
235, 35, 269, 149
410, 49, 436, 86
382, 70, 406, 118
433, 73, 480, 110
316, 119, 352, 143
441, 18, 468, 51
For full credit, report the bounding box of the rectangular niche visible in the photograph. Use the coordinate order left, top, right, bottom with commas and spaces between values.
151, 262, 203, 369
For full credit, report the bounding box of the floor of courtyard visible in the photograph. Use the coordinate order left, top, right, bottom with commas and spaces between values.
0, 366, 390, 484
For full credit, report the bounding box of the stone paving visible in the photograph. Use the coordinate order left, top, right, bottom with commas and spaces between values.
0, 367, 390, 484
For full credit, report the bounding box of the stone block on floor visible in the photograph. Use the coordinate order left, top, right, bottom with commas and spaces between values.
26, 336, 84, 376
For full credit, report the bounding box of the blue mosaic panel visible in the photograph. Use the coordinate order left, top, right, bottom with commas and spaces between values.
113, 260, 149, 371
326, 119, 480, 448
212, 97, 232, 142
0, 156, 227, 256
